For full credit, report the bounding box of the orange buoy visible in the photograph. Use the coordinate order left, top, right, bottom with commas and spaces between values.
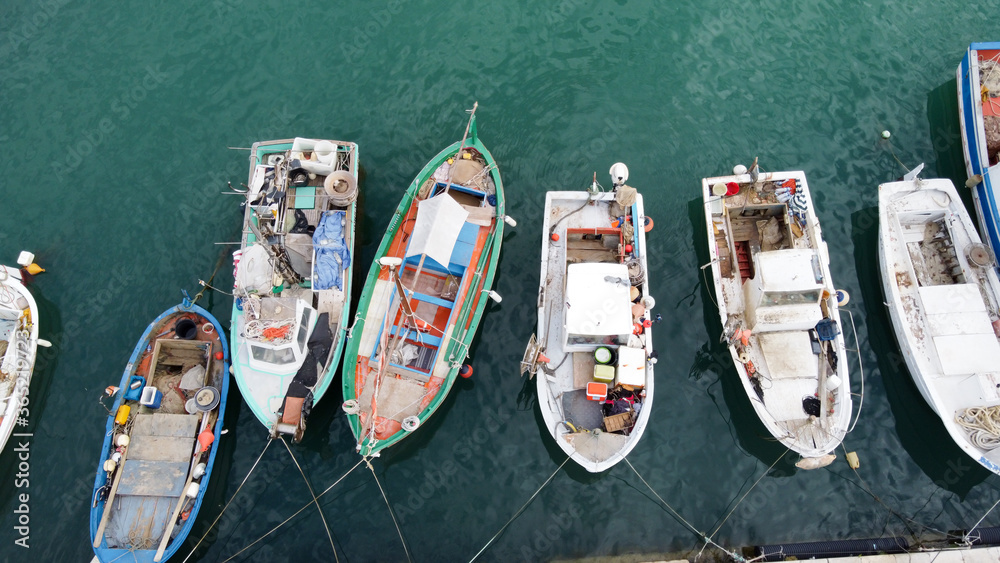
214, 351, 224, 360
459, 364, 473, 378
197, 429, 215, 453
643, 216, 654, 232
550, 233, 560, 242
25, 263, 44, 275
624, 244, 633, 253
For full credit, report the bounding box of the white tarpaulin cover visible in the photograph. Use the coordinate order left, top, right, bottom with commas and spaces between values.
236, 244, 273, 293
565, 263, 633, 337
405, 193, 470, 267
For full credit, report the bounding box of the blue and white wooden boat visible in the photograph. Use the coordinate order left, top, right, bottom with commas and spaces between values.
957, 42, 1000, 258
90, 296, 229, 563
231, 138, 358, 442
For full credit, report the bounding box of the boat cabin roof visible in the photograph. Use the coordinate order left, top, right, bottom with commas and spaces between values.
565, 263, 633, 337
758, 249, 823, 293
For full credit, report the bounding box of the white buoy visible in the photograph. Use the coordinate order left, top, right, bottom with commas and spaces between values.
733, 164, 748, 175
881, 130, 891, 139
487, 290, 502, 303
503, 215, 517, 227
16, 251, 35, 267
609, 162, 629, 187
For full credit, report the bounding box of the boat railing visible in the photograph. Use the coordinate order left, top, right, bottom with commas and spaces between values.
445, 200, 505, 367
838, 307, 866, 433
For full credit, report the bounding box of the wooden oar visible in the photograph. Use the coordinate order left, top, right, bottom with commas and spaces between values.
92, 441, 130, 548
155, 412, 212, 562
153, 461, 197, 562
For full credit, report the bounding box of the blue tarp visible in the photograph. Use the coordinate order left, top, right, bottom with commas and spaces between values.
312, 211, 351, 291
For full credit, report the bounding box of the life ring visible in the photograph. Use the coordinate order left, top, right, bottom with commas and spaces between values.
342, 399, 360, 415
202, 322, 215, 334
402, 416, 420, 432
643, 216, 654, 232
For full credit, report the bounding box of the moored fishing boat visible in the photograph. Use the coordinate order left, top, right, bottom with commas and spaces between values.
701, 162, 856, 468
879, 175, 1000, 476
342, 103, 507, 457
90, 296, 229, 563
957, 42, 1000, 257
522, 164, 656, 473
231, 137, 359, 441
0, 252, 47, 453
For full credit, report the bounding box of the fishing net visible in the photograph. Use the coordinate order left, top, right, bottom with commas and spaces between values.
982, 59, 1000, 96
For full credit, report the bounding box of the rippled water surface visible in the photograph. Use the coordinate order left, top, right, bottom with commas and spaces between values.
2, 1, 999, 561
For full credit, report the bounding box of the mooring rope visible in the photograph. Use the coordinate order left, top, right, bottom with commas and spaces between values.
963, 495, 1000, 545
219, 459, 364, 563
181, 439, 273, 563
832, 443, 949, 540
709, 449, 788, 539
623, 457, 746, 562
468, 455, 571, 562
191, 250, 228, 304
281, 437, 339, 563
367, 458, 414, 563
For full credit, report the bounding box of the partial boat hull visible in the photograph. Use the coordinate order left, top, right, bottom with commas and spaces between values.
957, 42, 1000, 258
0, 265, 39, 453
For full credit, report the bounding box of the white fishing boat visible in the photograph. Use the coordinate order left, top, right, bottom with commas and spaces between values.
231, 137, 359, 441
957, 42, 1000, 256
701, 162, 856, 468
0, 252, 47, 453
523, 164, 656, 473
879, 175, 1000, 476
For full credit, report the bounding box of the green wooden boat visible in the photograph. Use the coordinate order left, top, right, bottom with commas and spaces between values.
231, 138, 359, 442
342, 104, 506, 457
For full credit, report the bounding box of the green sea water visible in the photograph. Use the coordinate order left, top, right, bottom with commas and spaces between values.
2, 1, 999, 561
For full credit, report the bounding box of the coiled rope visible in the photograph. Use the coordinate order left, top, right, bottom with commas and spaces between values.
956, 406, 1000, 450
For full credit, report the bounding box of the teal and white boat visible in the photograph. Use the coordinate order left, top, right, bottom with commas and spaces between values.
231, 138, 359, 441
342, 104, 508, 457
